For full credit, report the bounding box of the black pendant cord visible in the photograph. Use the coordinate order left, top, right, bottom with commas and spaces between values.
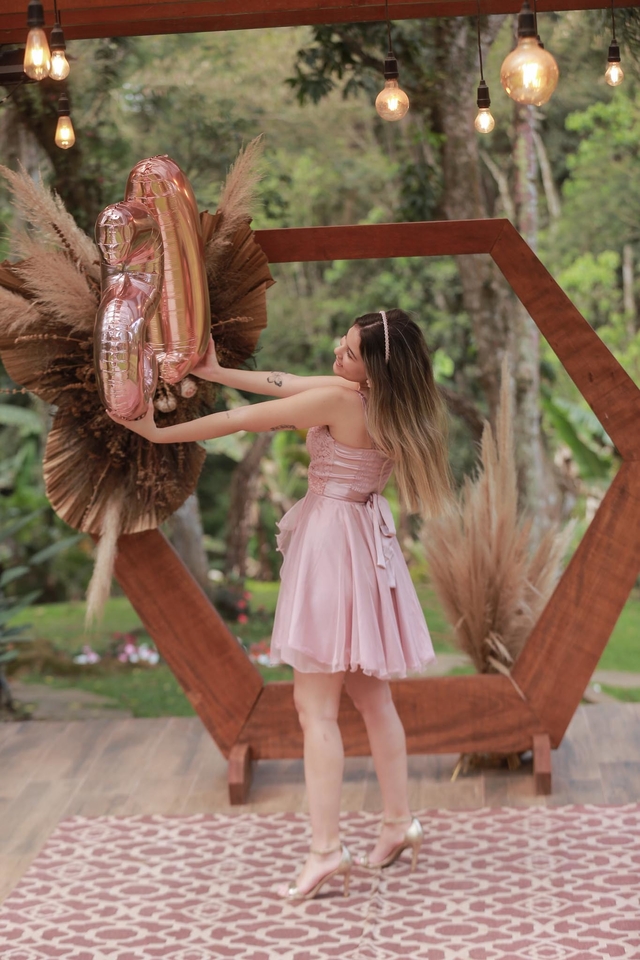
532, 0, 538, 36
611, 0, 617, 42
384, 0, 394, 55
476, 0, 485, 82
0, 77, 26, 105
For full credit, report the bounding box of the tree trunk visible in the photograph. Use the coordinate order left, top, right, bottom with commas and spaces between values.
225, 433, 272, 581
623, 243, 636, 334
168, 494, 210, 595
434, 17, 562, 521
512, 104, 563, 525
434, 17, 512, 422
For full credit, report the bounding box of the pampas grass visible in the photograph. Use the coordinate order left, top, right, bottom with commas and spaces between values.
14, 242, 98, 332
216, 135, 264, 237
0, 164, 99, 281
423, 357, 572, 678
85, 494, 123, 625
204, 136, 265, 287
0, 286, 42, 337
0, 165, 99, 336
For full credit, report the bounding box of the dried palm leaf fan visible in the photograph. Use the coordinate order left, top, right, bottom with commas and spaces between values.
0, 137, 274, 618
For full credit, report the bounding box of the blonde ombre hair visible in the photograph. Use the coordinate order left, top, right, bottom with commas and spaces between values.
355, 309, 453, 518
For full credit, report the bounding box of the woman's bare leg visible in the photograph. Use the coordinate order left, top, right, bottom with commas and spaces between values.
280, 669, 346, 894
345, 669, 413, 863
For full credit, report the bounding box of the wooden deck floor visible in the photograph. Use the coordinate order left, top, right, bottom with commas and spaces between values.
2, 701, 640, 903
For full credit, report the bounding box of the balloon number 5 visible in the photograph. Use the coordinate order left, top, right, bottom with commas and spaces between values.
94, 156, 211, 420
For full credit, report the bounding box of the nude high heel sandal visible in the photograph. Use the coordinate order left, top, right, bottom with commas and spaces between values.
357, 816, 424, 872
282, 844, 353, 901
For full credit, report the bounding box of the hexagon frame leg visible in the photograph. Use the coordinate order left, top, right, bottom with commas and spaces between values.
533, 734, 552, 796
228, 743, 253, 805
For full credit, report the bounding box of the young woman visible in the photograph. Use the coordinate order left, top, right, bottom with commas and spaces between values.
110, 308, 452, 901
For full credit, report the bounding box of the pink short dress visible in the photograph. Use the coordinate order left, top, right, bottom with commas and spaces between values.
269, 413, 436, 680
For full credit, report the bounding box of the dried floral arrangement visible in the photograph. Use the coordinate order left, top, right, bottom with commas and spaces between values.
423, 357, 572, 686
0, 138, 273, 617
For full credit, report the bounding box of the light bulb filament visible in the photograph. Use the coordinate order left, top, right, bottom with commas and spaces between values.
50, 50, 70, 81
55, 116, 75, 149
605, 61, 624, 86
474, 108, 495, 134
521, 62, 542, 89
375, 78, 409, 122
24, 27, 51, 80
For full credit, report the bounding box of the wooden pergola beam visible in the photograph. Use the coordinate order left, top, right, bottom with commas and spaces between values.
0, 0, 636, 45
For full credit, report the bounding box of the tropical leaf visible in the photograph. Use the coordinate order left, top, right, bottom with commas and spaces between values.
0, 510, 43, 543
0, 403, 43, 436
541, 393, 612, 481
0, 590, 40, 627
0, 566, 29, 588
29, 534, 85, 566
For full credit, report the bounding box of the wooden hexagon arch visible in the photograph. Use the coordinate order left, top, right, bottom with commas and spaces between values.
113, 219, 640, 801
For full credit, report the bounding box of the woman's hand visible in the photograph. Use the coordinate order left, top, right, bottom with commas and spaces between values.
108, 402, 159, 441
192, 337, 222, 382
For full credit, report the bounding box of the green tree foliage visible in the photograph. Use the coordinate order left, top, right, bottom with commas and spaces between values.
1, 16, 639, 591
559, 89, 640, 255
0, 510, 83, 711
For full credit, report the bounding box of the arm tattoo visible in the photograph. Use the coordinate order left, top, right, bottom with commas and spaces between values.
270, 424, 296, 432
267, 372, 285, 388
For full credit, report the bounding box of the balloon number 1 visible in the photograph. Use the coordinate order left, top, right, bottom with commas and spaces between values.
94, 156, 211, 420
94, 201, 162, 421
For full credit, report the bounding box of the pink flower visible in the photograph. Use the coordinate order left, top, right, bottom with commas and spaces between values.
237, 613, 249, 624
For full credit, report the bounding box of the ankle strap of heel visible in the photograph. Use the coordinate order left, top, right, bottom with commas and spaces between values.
382, 815, 413, 825
310, 843, 342, 856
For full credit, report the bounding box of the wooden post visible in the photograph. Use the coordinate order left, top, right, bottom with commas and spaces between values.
228, 743, 253, 805
533, 734, 552, 796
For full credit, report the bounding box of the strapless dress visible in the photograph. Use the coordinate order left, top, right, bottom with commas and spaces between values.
269, 420, 435, 680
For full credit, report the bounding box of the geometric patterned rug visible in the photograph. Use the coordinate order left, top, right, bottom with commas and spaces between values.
2, 806, 640, 960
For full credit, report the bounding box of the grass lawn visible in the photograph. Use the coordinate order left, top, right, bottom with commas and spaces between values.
10, 580, 282, 655
21, 665, 197, 717
590, 600, 640, 673
601, 685, 640, 702
9, 580, 640, 718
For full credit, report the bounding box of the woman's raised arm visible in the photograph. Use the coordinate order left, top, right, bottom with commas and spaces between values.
110, 386, 350, 445
192, 338, 358, 397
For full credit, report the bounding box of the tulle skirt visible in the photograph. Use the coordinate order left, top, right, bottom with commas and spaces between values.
269, 491, 435, 680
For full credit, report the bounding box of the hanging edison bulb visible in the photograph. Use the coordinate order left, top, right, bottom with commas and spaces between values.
375, 55, 409, 122
474, 80, 495, 134
24, 0, 51, 81
605, 0, 624, 87
55, 94, 75, 149
49, 21, 70, 81
500, 0, 559, 106
605, 39, 624, 86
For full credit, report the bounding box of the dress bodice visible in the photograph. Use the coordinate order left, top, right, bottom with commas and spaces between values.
306, 425, 393, 502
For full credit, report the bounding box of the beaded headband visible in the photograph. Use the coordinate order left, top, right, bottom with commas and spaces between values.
380, 310, 390, 364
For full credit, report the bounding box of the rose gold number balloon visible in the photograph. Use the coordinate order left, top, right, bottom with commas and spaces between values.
94, 201, 163, 420
125, 156, 211, 384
